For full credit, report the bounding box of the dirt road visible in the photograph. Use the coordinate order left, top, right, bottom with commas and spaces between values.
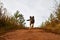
0, 29, 60, 40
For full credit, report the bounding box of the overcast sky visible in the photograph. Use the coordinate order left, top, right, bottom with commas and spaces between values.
1, 0, 60, 27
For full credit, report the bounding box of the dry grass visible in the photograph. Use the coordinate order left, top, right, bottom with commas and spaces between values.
0, 16, 25, 35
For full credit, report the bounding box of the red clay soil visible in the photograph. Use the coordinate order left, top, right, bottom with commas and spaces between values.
0, 29, 60, 40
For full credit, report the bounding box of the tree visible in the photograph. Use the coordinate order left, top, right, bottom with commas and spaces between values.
55, 5, 60, 20
0, 2, 7, 18
14, 10, 19, 20
18, 14, 25, 24
14, 10, 25, 25
0, 2, 3, 17
49, 14, 55, 21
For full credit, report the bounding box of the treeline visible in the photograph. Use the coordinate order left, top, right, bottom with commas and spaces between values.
41, 4, 60, 34
0, 2, 25, 34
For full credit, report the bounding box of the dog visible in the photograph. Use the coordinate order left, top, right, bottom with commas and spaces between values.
27, 16, 35, 29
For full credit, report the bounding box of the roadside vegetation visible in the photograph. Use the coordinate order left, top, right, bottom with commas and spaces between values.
0, 2, 25, 34
41, 4, 60, 34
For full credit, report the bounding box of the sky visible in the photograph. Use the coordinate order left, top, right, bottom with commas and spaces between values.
0, 0, 60, 27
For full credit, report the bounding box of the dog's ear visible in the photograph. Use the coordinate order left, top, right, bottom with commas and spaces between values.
33, 16, 34, 18
30, 16, 31, 18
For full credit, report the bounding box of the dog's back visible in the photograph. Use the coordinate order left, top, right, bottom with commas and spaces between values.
30, 16, 35, 24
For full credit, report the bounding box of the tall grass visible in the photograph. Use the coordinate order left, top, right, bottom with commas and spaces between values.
0, 2, 25, 34
41, 4, 60, 34
0, 15, 25, 34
